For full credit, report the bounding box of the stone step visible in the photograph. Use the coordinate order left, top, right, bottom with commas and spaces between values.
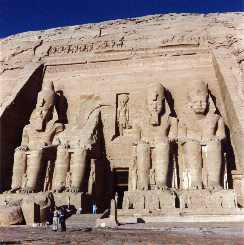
66, 214, 99, 228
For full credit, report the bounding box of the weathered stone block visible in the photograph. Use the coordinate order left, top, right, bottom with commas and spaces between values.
0, 205, 24, 226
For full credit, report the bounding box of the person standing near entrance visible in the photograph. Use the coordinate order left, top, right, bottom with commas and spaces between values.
92, 202, 97, 214
52, 207, 59, 231
59, 207, 66, 232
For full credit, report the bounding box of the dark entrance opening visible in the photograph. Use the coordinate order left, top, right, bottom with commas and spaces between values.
113, 168, 128, 209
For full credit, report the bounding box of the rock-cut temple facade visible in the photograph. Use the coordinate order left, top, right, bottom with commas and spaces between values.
0, 12, 244, 225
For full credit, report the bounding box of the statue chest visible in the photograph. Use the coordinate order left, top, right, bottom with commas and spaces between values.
185, 114, 219, 142
141, 117, 170, 143
27, 130, 50, 149
58, 129, 81, 147
26, 123, 58, 149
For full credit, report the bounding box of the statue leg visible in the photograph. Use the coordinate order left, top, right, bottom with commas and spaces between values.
155, 141, 170, 189
131, 171, 137, 191
53, 146, 69, 192
136, 142, 150, 190
11, 149, 27, 192
205, 141, 222, 189
119, 124, 123, 136
70, 147, 87, 192
184, 142, 202, 189
25, 150, 43, 192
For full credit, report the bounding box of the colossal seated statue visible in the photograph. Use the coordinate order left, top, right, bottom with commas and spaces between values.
131, 83, 177, 190
52, 100, 101, 193
178, 81, 226, 190
10, 81, 64, 193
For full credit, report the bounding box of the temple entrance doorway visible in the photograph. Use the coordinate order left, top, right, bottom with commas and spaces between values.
113, 168, 128, 208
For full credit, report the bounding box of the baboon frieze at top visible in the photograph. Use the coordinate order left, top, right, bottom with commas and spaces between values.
1, 13, 244, 224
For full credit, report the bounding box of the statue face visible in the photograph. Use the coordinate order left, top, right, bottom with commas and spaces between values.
147, 91, 163, 113
147, 89, 164, 117
147, 84, 165, 125
189, 94, 208, 114
188, 81, 209, 115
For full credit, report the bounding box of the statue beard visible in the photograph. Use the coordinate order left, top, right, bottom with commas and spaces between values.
190, 103, 207, 115
150, 110, 160, 126
33, 118, 46, 131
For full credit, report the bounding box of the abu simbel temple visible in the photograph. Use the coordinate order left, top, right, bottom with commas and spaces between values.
0, 12, 244, 225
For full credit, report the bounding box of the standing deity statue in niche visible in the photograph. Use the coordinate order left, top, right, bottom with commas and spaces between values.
132, 83, 177, 190
52, 100, 101, 193
117, 94, 130, 136
178, 81, 226, 190
10, 81, 64, 193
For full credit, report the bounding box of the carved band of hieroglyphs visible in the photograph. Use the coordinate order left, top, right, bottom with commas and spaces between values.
48, 37, 125, 56
161, 35, 201, 48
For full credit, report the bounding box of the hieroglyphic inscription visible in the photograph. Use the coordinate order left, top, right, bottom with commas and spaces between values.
48, 37, 125, 56
161, 34, 201, 48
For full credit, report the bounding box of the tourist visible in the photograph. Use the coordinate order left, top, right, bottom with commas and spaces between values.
77, 207, 83, 214
59, 207, 66, 232
92, 203, 97, 214
52, 207, 59, 231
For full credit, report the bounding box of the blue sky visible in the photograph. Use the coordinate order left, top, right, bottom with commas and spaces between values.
0, 0, 243, 38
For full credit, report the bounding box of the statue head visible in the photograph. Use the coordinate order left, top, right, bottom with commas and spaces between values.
30, 81, 55, 131
119, 94, 129, 107
147, 83, 165, 125
187, 81, 209, 115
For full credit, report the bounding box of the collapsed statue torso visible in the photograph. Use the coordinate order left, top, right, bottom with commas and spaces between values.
52, 107, 101, 193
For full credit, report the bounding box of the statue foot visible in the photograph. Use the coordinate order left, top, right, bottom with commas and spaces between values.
139, 186, 148, 191
8, 187, 21, 193
21, 187, 34, 194
157, 185, 168, 191
190, 184, 202, 190
208, 185, 223, 191
53, 186, 66, 193
156, 185, 168, 190
69, 187, 80, 193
